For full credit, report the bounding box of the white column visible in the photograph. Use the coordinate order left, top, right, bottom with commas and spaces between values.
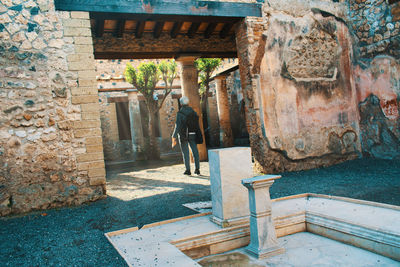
242, 175, 285, 258
127, 89, 144, 160
209, 147, 252, 227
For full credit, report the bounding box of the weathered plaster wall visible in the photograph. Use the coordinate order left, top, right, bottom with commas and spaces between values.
236, 0, 360, 173
347, 0, 400, 159
0, 1, 106, 216
354, 56, 400, 159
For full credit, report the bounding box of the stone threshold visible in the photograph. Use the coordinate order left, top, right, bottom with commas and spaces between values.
105, 193, 400, 266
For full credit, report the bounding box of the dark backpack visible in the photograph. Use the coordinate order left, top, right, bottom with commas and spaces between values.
185, 111, 199, 132
183, 110, 203, 144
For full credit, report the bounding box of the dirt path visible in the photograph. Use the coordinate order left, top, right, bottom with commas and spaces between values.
0, 158, 399, 266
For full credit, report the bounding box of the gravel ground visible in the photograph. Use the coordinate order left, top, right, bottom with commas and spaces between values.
0, 157, 399, 266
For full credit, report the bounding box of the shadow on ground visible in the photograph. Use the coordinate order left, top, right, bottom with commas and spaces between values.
0, 158, 399, 266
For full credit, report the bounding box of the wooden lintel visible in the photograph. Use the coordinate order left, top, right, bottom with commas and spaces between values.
220, 23, 234, 39
94, 51, 237, 59
187, 22, 201, 38
95, 19, 105, 37
115, 20, 126, 38
90, 12, 242, 24
55, 0, 262, 18
135, 21, 145, 38
204, 22, 217, 39
153, 21, 165, 38
171, 22, 183, 38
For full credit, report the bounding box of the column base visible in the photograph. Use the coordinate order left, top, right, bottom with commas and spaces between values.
245, 244, 285, 259
210, 215, 249, 228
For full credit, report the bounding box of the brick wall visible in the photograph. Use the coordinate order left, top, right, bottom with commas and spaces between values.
0, 1, 105, 216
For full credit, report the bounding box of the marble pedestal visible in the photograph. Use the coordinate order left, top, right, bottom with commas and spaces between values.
209, 147, 252, 227
242, 175, 285, 258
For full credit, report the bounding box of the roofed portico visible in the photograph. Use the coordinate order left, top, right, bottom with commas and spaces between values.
55, 0, 262, 59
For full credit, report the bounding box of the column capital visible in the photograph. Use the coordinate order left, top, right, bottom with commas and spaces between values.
175, 55, 197, 65
242, 175, 281, 189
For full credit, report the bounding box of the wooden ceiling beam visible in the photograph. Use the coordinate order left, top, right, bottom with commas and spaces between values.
204, 23, 217, 39
94, 51, 237, 59
187, 22, 201, 38
90, 12, 241, 24
115, 20, 126, 38
153, 21, 165, 38
95, 19, 105, 37
220, 23, 234, 39
170, 22, 183, 38
135, 20, 145, 38
56, 0, 262, 18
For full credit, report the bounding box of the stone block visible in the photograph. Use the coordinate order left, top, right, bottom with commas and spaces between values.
73, 119, 100, 129
62, 18, 90, 28
71, 95, 98, 104
86, 145, 103, 153
209, 147, 253, 227
89, 176, 106, 186
85, 136, 103, 146
74, 44, 94, 54
88, 168, 106, 178
78, 70, 97, 79
81, 103, 100, 113
70, 11, 90, 19
64, 27, 91, 37
74, 128, 101, 138
70, 86, 97, 96
68, 60, 94, 71
74, 36, 93, 45
82, 112, 100, 120
76, 152, 104, 163
77, 79, 96, 87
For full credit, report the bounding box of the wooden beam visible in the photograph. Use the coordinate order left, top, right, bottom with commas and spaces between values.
171, 22, 183, 38
187, 22, 201, 38
153, 21, 165, 38
95, 19, 104, 37
220, 23, 234, 39
115, 20, 126, 38
135, 21, 145, 38
55, 0, 262, 18
204, 23, 217, 39
94, 51, 237, 59
90, 12, 242, 24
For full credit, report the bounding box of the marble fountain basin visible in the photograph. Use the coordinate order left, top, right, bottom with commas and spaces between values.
105, 193, 400, 266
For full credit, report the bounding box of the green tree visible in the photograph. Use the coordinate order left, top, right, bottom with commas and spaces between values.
124, 60, 177, 159
195, 58, 222, 112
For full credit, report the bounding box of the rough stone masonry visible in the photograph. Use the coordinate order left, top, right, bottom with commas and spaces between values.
0, 0, 106, 216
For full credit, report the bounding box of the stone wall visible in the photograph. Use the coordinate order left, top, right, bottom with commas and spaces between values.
347, 0, 400, 159
236, 0, 360, 173
348, 0, 400, 59
0, 1, 106, 216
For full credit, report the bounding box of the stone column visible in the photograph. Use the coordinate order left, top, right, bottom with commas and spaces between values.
209, 147, 252, 227
176, 56, 207, 160
127, 89, 144, 160
215, 75, 234, 147
241, 175, 285, 258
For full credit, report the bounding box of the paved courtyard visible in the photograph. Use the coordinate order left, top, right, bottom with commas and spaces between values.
0, 157, 399, 266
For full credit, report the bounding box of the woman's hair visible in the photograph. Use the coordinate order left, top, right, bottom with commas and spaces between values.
179, 96, 189, 105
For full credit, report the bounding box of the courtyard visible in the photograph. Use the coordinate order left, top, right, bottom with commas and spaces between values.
0, 157, 399, 266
